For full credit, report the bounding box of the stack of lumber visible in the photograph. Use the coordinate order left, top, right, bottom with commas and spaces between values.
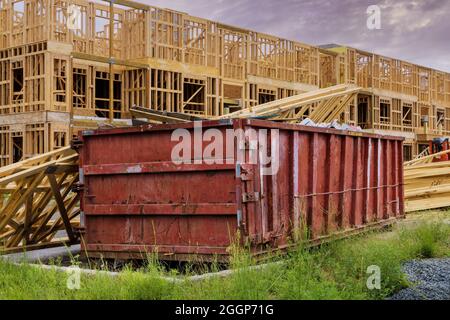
218, 84, 361, 123
0, 147, 80, 253
404, 150, 450, 212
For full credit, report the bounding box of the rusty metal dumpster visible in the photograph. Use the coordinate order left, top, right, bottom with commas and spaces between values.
76, 119, 404, 261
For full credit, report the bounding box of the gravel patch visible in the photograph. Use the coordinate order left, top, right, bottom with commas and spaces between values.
390, 259, 450, 300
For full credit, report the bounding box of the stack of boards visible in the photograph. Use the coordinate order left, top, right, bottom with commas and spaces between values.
404, 150, 450, 212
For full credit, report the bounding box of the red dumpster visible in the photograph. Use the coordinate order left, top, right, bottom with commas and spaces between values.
76, 119, 404, 261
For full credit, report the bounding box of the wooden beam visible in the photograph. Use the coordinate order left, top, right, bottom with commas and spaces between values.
47, 174, 76, 242
72, 52, 149, 70
102, 0, 151, 11
109, 0, 115, 122
24, 194, 33, 244
183, 86, 204, 108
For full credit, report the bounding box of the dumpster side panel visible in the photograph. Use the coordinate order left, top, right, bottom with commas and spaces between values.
80, 123, 240, 260
241, 120, 404, 251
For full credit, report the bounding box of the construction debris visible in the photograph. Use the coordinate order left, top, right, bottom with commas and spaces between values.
0, 147, 80, 253
299, 118, 363, 132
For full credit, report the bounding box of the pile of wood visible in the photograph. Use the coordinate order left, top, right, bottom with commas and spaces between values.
130, 84, 362, 125
404, 150, 450, 212
218, 84, 361, 123
0, 147, 80, 253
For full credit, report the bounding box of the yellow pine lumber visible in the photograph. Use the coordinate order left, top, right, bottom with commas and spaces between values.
0, 147, 80, 253
218, 84, 360, 120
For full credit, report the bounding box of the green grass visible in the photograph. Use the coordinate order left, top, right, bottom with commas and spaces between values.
0, 211, 449, 300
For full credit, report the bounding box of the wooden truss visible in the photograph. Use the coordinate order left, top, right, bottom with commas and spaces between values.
218, 84, 361, 123
0, 146, 80, 253
130, 84, 362, 125
404, 148, 446, 167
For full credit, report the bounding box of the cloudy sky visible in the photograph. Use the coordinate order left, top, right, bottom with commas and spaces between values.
134, 0, 450, 72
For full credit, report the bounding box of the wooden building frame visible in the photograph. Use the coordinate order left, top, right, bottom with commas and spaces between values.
0, 0, 449, 165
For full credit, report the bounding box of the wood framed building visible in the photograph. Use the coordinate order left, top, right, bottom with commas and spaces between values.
0, 0, 449, 166
322, 45, 450, 159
